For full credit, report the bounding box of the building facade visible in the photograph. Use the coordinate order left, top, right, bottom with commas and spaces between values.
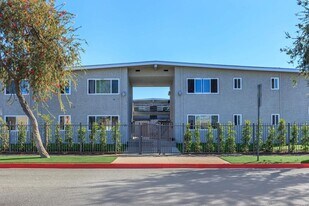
1, 61, 308, 142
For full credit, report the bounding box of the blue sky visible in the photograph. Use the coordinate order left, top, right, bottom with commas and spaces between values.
60, 0, 300, 99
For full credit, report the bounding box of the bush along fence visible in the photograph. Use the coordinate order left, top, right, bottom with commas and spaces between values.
179, 120, 309, 154
0, 122, 125, 154
0, 119, 308, 154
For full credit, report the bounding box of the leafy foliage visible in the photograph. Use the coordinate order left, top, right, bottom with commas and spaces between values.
281, 0, 309, 77
100, 123, 107, 152
301, 123, 309, 151
64, 123, 73, 149
217, 123, 225, 153
184, 124, 192, 153
276, 119, 287, 152
77, 125, 86, 144
112, 124, 121, 153
55, 124, 62, 148
205, 123, 214, 152
241, 120, 252, 153
225, 122, 236, 153
89, 122, 98, 145
291, 123, 299, 152
264, 125, 276, 153
17, 123, 27, 150
0, 117, 9, 151
193, 125, 202, 152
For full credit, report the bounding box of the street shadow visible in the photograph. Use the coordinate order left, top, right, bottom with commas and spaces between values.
74, 168, 309, 205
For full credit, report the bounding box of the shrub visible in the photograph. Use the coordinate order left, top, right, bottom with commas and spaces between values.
0, 117, 9, 152
77, 126, 86, 144
184, 124, 192, 153
112, 124, 121, 153
225, 122, 236, 153
205, 123, 214, 152
17, 124, 27, 151
241, 120, 252, 153
100, 123, 107, 152
55, 124, 62, 148
276, 119, 286, 152
65, 123, 73, 149
254, 120, 263, 152
264, 125, 276, 153
41, 114, 53, 146
301, 124, 309, 152
193, 124, 202, 152
89, 122, 98, 146
217, 123, 225, 153
290, 123, 299, 153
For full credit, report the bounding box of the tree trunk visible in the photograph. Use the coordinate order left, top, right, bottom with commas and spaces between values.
14, 80, 50, 158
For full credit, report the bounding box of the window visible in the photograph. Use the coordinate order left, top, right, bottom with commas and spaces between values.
187, 114, 219, 129
59, 115, 71, 130
233, 114, 242, 125
271, 77, 279, 90
88, 79, 119, 94
60, 80, 71, 95
5, 115, 28, 130
187, 78, 219, 94
5, 80, 29, 95
233, 78, 242, 90
88, 115, 119, 130
271, 114, 280, 125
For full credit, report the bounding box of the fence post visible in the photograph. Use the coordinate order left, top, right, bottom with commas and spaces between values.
252, 123, 255, 155
182, 123, 185, 154
287, 123, 291, 153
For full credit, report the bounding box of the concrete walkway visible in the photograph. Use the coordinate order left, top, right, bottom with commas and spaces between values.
112, 155, 230, 164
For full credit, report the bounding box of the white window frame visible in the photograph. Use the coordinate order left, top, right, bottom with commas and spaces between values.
271, 77, 279, 90
4, 115, 29, 131
187, 114, 220, 129
233, 78, 242, 90
186, 78, 219, 94
60, 80, 71, 95
58, 115, 71, 131
233, 114, 242, 125
87, 78, 120, 95
271, 114, 280, 125
4, 80, 30, 95
87, 115, 120, 131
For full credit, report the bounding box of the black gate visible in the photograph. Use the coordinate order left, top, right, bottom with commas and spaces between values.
127, 123, 180, 154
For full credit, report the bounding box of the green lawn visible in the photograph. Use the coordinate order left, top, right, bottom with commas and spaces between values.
221, 155, 309, 164
0, 155, 117, 163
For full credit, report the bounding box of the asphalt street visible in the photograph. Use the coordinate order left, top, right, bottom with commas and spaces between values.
0, 168, 308, 206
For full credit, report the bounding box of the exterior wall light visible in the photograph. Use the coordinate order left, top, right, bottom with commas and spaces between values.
178, 90, 182, 96
121, 91, 126, 96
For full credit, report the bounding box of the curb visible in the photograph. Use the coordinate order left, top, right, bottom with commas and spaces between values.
0, 163, 309, 169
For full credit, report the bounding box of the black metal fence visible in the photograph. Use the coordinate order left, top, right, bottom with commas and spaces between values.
0, 123, 308, 154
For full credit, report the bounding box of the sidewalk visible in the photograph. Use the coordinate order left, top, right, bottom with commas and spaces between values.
113, 155, 230, 164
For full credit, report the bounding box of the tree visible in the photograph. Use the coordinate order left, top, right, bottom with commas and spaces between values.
241, 120, 252, 153
0, 0, 83, 157
225, 122, 236, 153
264, 125, 276, 153
276, 119, 287, 152
291, 123, 299, 152
99, 123, 107, 152
184, 124, 192, 153
205, 123, 214, 153
281, 0, 309, 77
193, 124, 202, 152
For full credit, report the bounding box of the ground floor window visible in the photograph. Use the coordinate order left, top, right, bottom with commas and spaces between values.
271, 114, 280, 125
233, 114, 242, 125
5, 115, 28, 130
187, 114, 219, 129
58, 115, 71, 130
88, 115, 119, 130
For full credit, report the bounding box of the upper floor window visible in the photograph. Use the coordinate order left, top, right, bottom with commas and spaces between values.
271, 114, 280, 125
88, 115, 119, 130
233, 78, 242, 90
60, 80, 71, 95
187, 78, 219, 94
5, 80, 29, 95
271, 77, 279, 90
188, 114, 219, 129
58, 115, 71, 131
88, 79, 119, 95
233, 114, 242, 125
5, 115, 28, 130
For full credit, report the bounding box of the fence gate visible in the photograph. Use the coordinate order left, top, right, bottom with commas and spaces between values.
127, 123, 179, 154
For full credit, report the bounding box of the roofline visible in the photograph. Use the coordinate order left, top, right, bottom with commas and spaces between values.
73, 60, 298, 73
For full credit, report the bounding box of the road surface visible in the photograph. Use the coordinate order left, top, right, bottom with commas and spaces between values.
0, 168, 308, 205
